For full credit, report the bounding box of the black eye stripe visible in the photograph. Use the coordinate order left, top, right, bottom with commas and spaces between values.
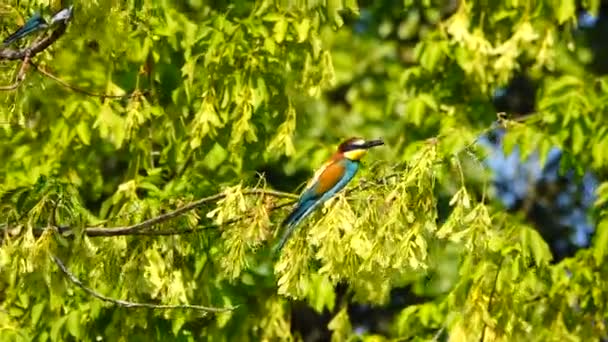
343, 144, 363, 151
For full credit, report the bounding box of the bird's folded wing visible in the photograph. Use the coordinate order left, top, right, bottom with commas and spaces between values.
300, 159, 345, 201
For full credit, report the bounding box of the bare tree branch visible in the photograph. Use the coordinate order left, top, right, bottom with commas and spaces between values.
1, 189, 297, 239
100, 201, 296, 237
30, 61, 149, 98
0, 54, 30, 90
66, 176, 399, 238
0, 75, 23, 91
51, 254, 236, 313
54, 189, 297, 237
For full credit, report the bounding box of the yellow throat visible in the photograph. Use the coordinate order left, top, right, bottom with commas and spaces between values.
343, 149, 368, 161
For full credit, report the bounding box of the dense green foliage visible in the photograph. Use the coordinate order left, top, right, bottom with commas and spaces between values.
1, 0, 607, 340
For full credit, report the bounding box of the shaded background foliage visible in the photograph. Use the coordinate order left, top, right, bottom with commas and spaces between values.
1, 0, 608, 341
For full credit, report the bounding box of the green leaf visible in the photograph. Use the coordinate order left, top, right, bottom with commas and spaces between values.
406, 94, 436, 126
417, 39, 445, 71
328, 308, 352, 341
593, 219, 608, 264
66, 310, 82, 339
571, 122, 584, 154
172, 315, 186, 335
273, 17, 288, 43
30, 301, 46, 327
50, 315, 68, 341
557, 0, 576, 23
308, 274, 336, 313
76, 121, 91, 145
294, 17, 310, 43
521, 227, 553, 266
327, 0, 345, 27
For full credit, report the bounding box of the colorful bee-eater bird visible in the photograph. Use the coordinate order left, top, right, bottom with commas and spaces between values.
3, 12, 48, 46
273, 137, 384, 253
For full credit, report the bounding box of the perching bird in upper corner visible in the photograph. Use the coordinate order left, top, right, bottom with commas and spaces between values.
3, 12, 48, 46
273, 137, 384, 254
3, 6, 74, 46
49, 5, 74, 25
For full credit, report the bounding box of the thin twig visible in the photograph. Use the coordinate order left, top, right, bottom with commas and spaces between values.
51, 254, 235, 312
2, 190, 296, 239
523, 294, 547, 304
56, 189, 297, 237
480, 258, 504, 342
432, 326, 445, 341
30, 61, 148, 98
0, 76, 23, 91
348, 173, 400, 195
0, 54, 30, 90
107, 201, 296, 237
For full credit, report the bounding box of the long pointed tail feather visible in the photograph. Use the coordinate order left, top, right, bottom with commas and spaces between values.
272, 199, 318, 254
4, 25, 39, 45
3, 16, 47, 46
5, 28, 30, 45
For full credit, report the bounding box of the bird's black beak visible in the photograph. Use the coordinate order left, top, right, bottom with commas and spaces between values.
362, 138, 384, 149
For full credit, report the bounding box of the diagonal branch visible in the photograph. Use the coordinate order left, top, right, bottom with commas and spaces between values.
51, 254, 235, 312
72, 176, 397, 238
0, 54, 30, 90
1, 189, 296, 239
64, 174, 396, 238
480, 258, 504, 342
57, 189, 297, 237
432, 326, 445, 341
97, 201, 297, 237
30, 61, 149, 98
